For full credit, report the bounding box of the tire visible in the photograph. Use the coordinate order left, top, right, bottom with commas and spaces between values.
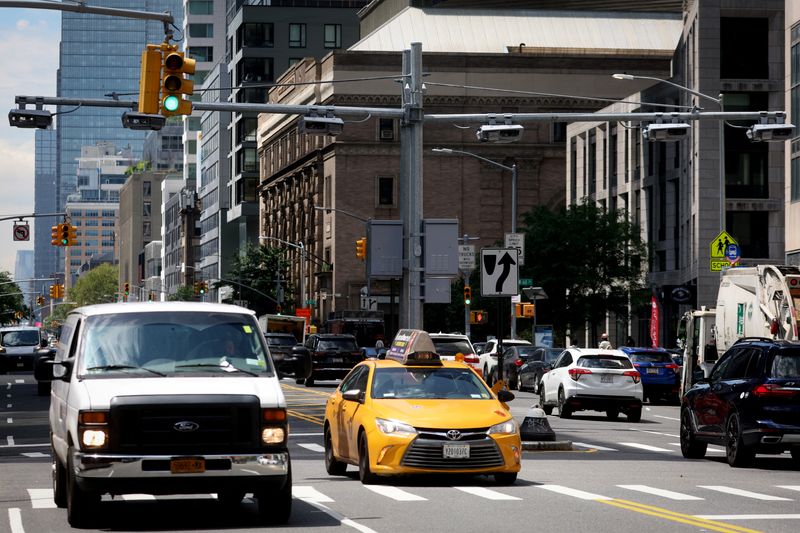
606, 409, 619, 421
627, 407, 642, 423
53, 454, 67, 508
541, 385, 554, 415
726, 413, 755, 467
680, 408, 707, 459
536, 376, 544, 396
37, 381, 50, 396
66, 447, 99, 528
494, 472, 517, 485
324, 426, 347, 476
256, 466, 292, 525
358, 433, 379, 485
558, 388, 571, 419
217, 491, 245, 506
295, 378, 304, 385
516, 374, 525, 392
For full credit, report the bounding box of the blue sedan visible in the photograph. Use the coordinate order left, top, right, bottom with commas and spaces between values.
619, 347, 681, 404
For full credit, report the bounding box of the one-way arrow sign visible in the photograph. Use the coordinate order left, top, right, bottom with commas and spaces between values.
480, 248, 519, 297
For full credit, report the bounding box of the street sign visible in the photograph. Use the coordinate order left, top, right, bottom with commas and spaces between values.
725, 243, 740, 265
519, 278, 533, 287
360, 296, 378, 310
710, 231, 738, 271
12, 223, 30, 242
458, 244, 475, 272
504, 232, 525, 265
480, 248, 519, 297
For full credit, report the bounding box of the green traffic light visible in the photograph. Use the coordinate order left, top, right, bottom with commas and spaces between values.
163, 94, 180, 112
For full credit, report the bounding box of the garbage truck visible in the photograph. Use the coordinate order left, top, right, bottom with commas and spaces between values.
677, 264, 800, 395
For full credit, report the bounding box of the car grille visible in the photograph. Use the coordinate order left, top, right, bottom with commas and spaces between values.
401, 427, 504, 469
109, 394, 261, 455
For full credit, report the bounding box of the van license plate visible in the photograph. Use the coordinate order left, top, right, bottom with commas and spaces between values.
170, 458, 205, 474
442, 444, 470, 459
601, 374, 614, 383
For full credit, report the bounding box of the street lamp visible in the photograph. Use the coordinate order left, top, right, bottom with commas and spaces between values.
612, 73, 725, 233
260, 235, 306, 311
432, 147, 519, 338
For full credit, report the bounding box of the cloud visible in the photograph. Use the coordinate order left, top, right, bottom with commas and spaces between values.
16, 19, 30, 30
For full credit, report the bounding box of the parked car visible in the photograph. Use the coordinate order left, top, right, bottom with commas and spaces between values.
302, 333, 363, 387
428, 332, 481, 376
478, 338, 531, 385
263, 332, 312, 381
680, 337, 800, 467
0, 326, 47, 374
517, 346, 564, 393
540, 348, 643, 421
473, 342, 487, 355
498, 345, 537, 390
618, 346, 681, 404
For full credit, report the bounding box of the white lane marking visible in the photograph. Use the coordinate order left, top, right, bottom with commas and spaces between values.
645, 407, 651, 411
617, 485, 703, 500
6, 417, 12, 424
21, 452, 49, 458
454, 486, 521, 500
293, 485, 334, 503
14, 380, 24, 384
778, 486, 800, 492
6, 436, 14, 446
291, 432, 324, 437
698, 486, 793, 501
9, 508, 24, 533
654, 415, 680, 421
6, 404, 10, 408
537, 484, 612, 501
695, 514, 800, 520
667, 442, 725, 454
297, 443, 325, 453
27, 489, 56, 509
364, 485, 427, 501
0, 442, 49, 448
303, 499, 378, 533
572, 442, 618, 451
618, 442, 673, 453
628, 428, 680, 438
5, 383, 10, 390
122, 494, 156, 500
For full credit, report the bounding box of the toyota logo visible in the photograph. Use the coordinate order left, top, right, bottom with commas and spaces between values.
446, 430, 461, 440
173, 421, 200, 432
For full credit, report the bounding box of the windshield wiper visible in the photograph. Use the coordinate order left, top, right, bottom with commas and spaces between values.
174, 363, 259, 377
85, 364, 166, 377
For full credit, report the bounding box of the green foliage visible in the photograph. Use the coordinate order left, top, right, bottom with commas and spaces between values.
519, 200, 648, 344
219, 244, 293, 317
168, 285, 197, 301
70, 264, 119, 306
0, 271, 26, 324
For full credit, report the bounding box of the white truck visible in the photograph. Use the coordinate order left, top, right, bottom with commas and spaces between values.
258, 314, 307, 344
678, 265, 800, 395
258, 314, 311, 381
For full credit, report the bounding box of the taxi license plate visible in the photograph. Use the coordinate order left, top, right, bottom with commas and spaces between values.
442, 444, 469, 459
646, 368, 659, 374
601, 374, 614, 383
170, 458, 205, 474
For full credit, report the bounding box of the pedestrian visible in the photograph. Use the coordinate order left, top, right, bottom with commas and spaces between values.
598, 333, 612, 350
625, 335, 636, 347
375, 338, 384, 349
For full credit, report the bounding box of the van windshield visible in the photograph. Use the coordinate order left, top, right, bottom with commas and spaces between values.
0, 329, 40, 347
79, 312, 272, 377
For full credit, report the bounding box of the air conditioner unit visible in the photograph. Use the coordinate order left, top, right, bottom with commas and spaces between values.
379, 128, 394, 140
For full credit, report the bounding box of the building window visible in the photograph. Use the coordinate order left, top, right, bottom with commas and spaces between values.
187, 46, 213, 63
727, 211, 769, 258
792, 142, 800, 202
721, 17, 768, 79
324, 24, 342, 48
725, 92, 769, 198
377, 176, 395, 207
289, 24, 306, 48
552, 122, 567, 143
792, 25, 800, 137
238, 23, 273, 49
188, 23, 213, 38
324, 175, 331, 207
187, 0, 212, 15
378, 118, 395, 141
143, 180, 151, 198
238, 57, 273, 85
143, 202, 151, 217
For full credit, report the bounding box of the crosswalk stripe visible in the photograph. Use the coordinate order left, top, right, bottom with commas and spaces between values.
777, 486, 800, 492
297, 443, 325, 453
573, 442, 618, 451
619, 442, 672, 453
365, 486, 427, 501
617, 485, 703, 500
695, 514, 800, 520
293, 485, 334, 503
454, 486, 521, 500
21, 452, 49, 458
537, 484, 612, 501
122, 494, 156, 500
698, 486, 792, 501
27, 488, 56, 509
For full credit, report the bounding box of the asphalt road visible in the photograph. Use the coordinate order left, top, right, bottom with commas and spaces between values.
1, 373, 798, 533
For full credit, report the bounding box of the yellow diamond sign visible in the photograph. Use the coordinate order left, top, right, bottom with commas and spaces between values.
710, 231, 738, 271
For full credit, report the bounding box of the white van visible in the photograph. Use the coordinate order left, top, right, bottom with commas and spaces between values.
35, 302, 292, 528
0, 325, 46, 373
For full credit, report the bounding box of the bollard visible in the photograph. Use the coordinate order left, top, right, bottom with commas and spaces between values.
519, 406, 556, 442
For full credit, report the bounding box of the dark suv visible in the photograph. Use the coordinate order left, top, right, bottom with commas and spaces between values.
302, 334, 362, 386
680, 337, 800, 467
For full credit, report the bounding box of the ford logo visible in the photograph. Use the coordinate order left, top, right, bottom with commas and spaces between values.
174, 421, 200, 432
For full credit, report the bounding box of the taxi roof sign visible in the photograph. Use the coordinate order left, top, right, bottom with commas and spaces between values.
385, 329, 441, 365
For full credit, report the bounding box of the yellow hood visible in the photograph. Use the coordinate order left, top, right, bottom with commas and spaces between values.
369, 398, 510, 428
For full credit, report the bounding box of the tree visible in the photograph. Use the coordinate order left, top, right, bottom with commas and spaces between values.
168, 285, 197, 302
70, 264, 119, 306
0, 271, 25, 325
218, 244, 293, 317
519, 200, 649, 345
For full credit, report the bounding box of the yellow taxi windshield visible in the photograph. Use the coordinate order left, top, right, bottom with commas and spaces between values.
371, 367, 492, 400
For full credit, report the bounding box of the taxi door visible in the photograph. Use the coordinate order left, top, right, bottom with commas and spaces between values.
343, 366, 370, 460
332, 365, 369, 460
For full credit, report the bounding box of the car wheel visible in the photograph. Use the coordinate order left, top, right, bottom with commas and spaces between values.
516, 374, 525, 392
494, 472, 517, 485
726, 413, 755, 467
558, 388, 571, 419
358, 433, 379, 485
53, 453, 67, 508
606, 408, 619, 421
324, 425, 347, 476
305, 374, 315, 387
679, 408, 707, 459
256, 465, 292, 525
295, 378, 304, 385
66, 447, 99, 528
626, 406, 642, 423
540, 385, 554, 415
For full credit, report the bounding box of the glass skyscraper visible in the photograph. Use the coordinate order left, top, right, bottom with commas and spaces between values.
34, 128, 58, 295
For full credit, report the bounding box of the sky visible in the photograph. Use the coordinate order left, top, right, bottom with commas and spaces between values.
0, 8, 60, 277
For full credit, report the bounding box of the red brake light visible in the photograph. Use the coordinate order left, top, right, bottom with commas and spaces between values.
623, 370, 641, 384
568, 367, 592, 381
665, 363, 680, 373
514, 359, 523, 367
752, 384, 797, 398
463, 354, 479, 364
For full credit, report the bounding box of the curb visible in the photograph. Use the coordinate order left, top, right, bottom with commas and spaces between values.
521, 440, 573, 451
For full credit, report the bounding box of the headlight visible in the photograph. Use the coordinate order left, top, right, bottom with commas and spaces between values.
261, 427, 286, 445
375, 418, 417, 436
81, 429, 108, 448
78, 410, 108, 449
487, 419, 518, 435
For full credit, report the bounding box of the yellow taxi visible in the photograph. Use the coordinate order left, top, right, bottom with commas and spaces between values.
323, 329, 521, 485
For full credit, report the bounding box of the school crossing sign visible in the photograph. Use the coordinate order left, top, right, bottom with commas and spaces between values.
709, 231, 738, 271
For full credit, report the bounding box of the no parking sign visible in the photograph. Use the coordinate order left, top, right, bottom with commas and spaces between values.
13, 223, 30, 241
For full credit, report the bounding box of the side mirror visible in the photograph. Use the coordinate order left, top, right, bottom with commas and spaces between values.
291, 346, 312, 380
342, 389, 364, 403
496, 389, 515, 403
40, 338, 49, 348
33, 350, 57, 381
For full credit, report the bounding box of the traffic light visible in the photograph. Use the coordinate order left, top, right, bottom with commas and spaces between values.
49, 284, 64, 299
51, 225, 60, 246
161, 47, 195, 116
464, 285, 472, 305
138, 47, 162, 115
193, 281, 201, 296
355, 238, 367, 260
523, 303, 535, 318
470, 310, 488, 324
49, 285, 56, 298
36, 296, 45, 306
124, 282, 130, 296
59, 223, 69, 246
198, 281, 207, 295
67, 224, 78, 246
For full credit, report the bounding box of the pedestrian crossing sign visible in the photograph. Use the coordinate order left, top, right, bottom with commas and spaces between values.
710, 231, 738, 271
